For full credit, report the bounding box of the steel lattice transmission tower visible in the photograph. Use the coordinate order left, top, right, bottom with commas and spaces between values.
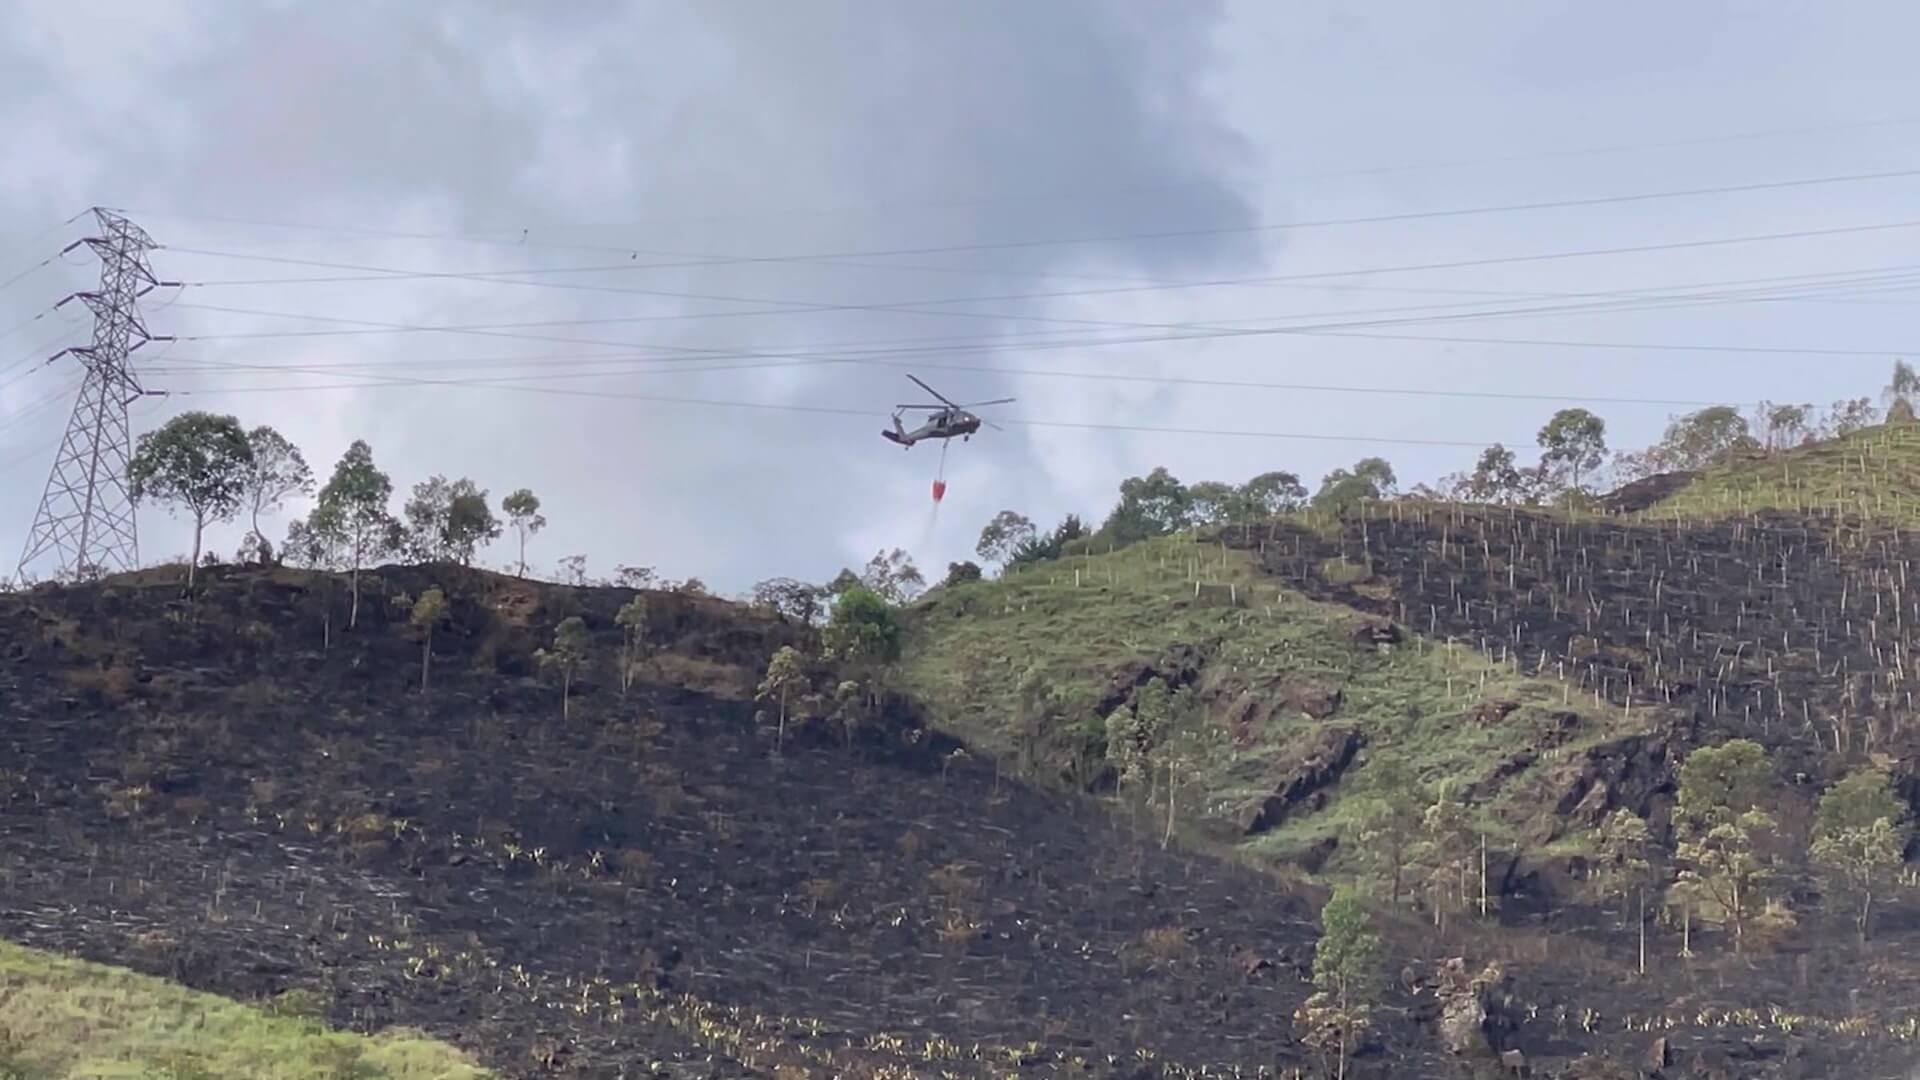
15, 208, 173, 583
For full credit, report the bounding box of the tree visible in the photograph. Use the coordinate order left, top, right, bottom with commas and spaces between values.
1313, 887, 1382, 1009
311, 440, 398, 629
1756, 402, 1812, 452
614, 596, 649, 696
403, 476, 500, 565
281, 516, 339, 571
823, 585, 902, 709
942, 560, 982, 587
1537, 408, 1608, 495
1648, 406, 1759, 473
1455, 443, 1537, 505
1102, 467, 1192, 541
501, 488, 545, 577
859, 548, 924, 604
830, 679, 865, 750
975, 510, 1038, 569
126, 411, 256, 590
1012, 665, 1053, 774
756, 645, 810, 752
750, 577, 823, 623
282, 515, 345, 649
1416, 782, 1480, 929
1102, 705, 1141, 785
1238, 470, 1308, 517
822, 567, 863, 600
1007, 514, 1089, 568
1821, 397, 1881, 438
1672, 739, 1775, 952
443, 482, 501, 565
406, 587, 448, 694
534, 616, 592, 720
1299, 886, 1381, 1080
1810, 768, 1910, 943
1311, 457, 1396, 514
1104, 677, 1171, 796
402, 476, 454, 561
1346, 756, 1427, 907
1885, 359, 1920, 422
1184, 480, 1238, 526
238, 424, 312, 564
1589, 808, 1657, 973
612, 564, 657, 589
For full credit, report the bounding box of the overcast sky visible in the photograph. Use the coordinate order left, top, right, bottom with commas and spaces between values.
4, 0, 1920, 593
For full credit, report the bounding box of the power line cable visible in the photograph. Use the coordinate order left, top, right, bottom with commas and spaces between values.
152, 347, 1735, 409
152, 261, 1919, 405
161, 264, 1920, 362
524, 113, 1920, 229
165, 244, 1920, 334
118, 112, 1920, 252
161, 214, 1920, 338
136, 164, 1920, 277
138, 261, 1920, 393
158, 362, 1531, 450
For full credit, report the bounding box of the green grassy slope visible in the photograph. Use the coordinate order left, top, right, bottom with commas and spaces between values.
0, 942, 486, 1080
899, 533, 1655, 873
1643, 421, 1920, 521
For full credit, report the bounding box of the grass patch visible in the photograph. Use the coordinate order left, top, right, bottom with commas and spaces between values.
0, 941, 487, 1079
901, 533, 1649, 874
1645, 421, 1920, 522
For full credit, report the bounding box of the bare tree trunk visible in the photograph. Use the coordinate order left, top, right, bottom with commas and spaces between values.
1479, 833, 1488, 917
188, 513, 205, 590
1162, 766, 1176, 849
1637, 887, 1646, 974
421, 634, 431, 694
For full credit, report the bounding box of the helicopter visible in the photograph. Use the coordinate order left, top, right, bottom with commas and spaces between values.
881, 373, 1015, 448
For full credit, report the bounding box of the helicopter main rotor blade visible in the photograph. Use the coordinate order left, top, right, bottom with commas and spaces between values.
957, 397, 1016, 408
906, 373, 959, 408
894, 404, 944, 410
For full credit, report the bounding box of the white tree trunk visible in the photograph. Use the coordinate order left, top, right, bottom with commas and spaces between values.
188, 511, 205, 590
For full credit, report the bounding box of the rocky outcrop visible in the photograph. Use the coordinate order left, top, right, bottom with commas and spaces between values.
1349, 617, 1402, 646
1282, 681, 1343, 719
1097, 644, 1205, 717
1237, 726, 1364, 835
1521, 729, 1680, 845
1426, 958, 1512, 1059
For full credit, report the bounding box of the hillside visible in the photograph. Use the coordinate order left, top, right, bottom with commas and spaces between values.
14, 473, 1920, 1076
0, 563, 1421, 1079
899, 533, 1660, 878
1639, 421, 1920, 522
904, 508, 1920, 1077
